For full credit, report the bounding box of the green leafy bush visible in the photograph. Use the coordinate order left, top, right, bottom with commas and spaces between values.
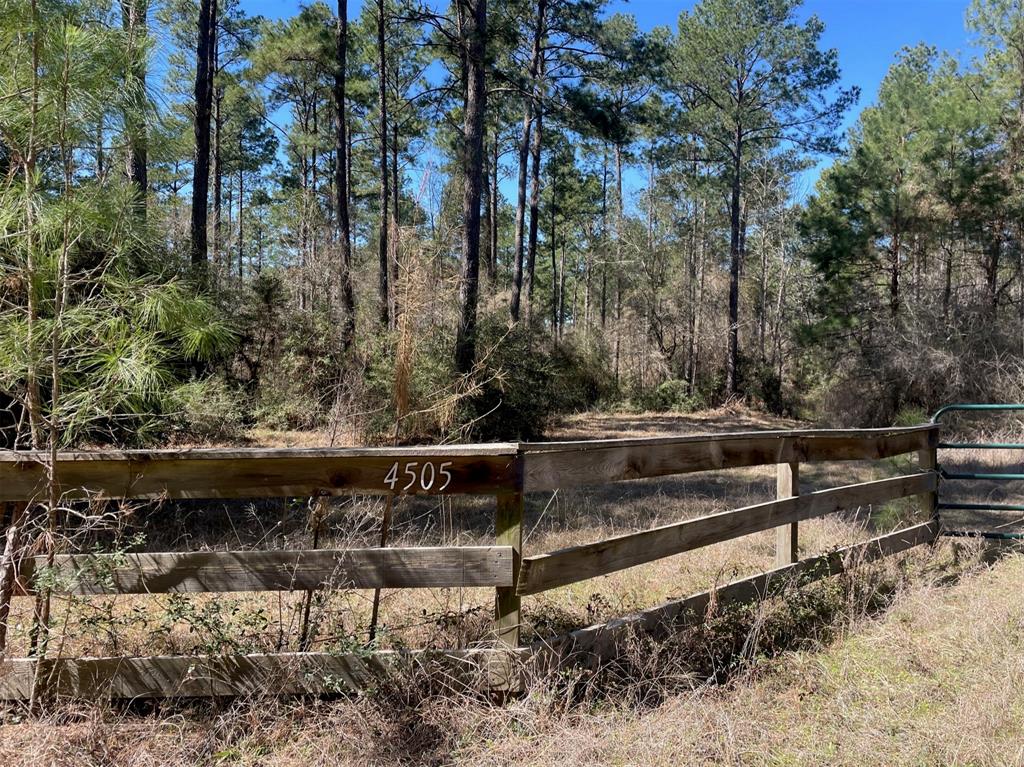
354, 316, 617, 443
165, 377, 247, 444
630, 379, 705, 413
251, 306, 344, 431
462, 319, 616, 441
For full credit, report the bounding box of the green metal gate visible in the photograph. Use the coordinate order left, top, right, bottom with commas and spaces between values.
932, 403, 1024, 539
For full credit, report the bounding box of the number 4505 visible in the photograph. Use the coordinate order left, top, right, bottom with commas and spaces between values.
383, 460, 454, 493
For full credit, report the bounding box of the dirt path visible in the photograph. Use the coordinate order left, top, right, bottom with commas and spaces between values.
547, 405, 805, 441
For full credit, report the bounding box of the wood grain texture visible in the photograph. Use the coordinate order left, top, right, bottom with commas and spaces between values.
494, 492, 524, 649
0, 447, 522, 502
0, 427, 939, 501
775, 461, 800, 567
0, 521, 938, 699
517, 473, 936, 595
0, 647, 529, 699
534, 520, 939, 666
16, 546, 514, 594
521, 425, 939, 491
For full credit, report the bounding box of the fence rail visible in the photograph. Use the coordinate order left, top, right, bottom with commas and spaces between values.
0, 423, 941, 700
15, 546, 515, 595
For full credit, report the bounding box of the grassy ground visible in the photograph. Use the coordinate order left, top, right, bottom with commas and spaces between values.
2, 541, 1016, 766
3, 406, 998, 765
454, 545, 1024, 766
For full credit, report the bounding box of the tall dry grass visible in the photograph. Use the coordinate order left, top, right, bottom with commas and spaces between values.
0, 538, 1001, 766
0, 410, 967, 765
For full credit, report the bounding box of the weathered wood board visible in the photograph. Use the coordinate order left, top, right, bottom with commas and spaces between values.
534, 519, 939, 665
0, 445, 522, 501
0, 426, 938, 501
16, 546, 514, 594
0, 647, 528, 699
521, 425, 939, 491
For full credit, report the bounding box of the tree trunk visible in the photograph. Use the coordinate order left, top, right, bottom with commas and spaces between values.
121, 0, 148, 217
558, 244, 567, 339
525, 78, 544, 321
759, 227, 768, 364
212, 83, 222, 270
940, 242, 953, 323
189, 0, 217, 281
725, 133, 742, 395
95, 115, 104, 180
687, 200, 705, 392
311, 101, 319, 302
550, 202, 557, 332
391, 120, 400, 319
482, 135, 492, 286
985, 222, 1002, 311
335, 0, 355, 352
890, 239, 901, 321
509, 0, 546, 322
600, 146, 608, 328
454, 0, 487, 374
614, 143, 623, 386
489, 136, 499, 282
237, 158, 244, 283
376, 0, 390, 328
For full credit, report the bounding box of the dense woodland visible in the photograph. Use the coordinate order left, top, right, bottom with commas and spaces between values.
2, 0, 1024, 449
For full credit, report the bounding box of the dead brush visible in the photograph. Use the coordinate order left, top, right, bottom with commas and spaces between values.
534, 544, 970, 715
0, 541, 1000, 766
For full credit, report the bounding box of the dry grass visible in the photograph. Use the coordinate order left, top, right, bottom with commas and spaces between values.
547, 403, 806, 441
1, 541, 1010, 766
1, 408, 978, 765
459, 542, 1024, 767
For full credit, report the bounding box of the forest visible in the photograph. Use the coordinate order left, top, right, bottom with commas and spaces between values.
2, 0, 1024, 451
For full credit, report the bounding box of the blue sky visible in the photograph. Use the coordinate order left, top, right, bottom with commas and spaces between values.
620, 0, 980, 195
224, 0, 981, 201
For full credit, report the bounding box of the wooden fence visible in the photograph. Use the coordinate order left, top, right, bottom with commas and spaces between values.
0, 424, 940, 700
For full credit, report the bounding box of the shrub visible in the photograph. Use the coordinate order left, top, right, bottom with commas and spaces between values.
251, 307, 345, 431
745, 363, 793, 416
165, 377, 246, 444
462, 319, 617, 441
629, 379, 705, 413
461, 320, 565, 441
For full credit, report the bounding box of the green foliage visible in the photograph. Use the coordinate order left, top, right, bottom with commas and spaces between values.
744, 361, 791, 417
893, 407, 929, 427
631, 379, 704, 413
166, 377, 247, 444
0, 0, 238, 448
672, 0, 858, 157
352, 318, 615, 444
155, 593, 271, 655
462, 319, 616, 441
799, 25, 1024, 425
252, 309, 343, 431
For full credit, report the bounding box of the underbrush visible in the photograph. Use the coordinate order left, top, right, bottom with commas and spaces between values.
1, 539, 994, 766
803, 307, 1024, 428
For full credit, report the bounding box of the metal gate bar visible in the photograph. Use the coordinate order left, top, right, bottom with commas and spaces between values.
931, 403, 1024, 539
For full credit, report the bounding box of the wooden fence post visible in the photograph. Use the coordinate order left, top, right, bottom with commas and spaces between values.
775, 461, 799, 566
494, 491, 523, 649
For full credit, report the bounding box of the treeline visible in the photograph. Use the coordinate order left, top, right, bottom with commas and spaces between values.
1, 0, 1022, 449
803, 4, 1024, 424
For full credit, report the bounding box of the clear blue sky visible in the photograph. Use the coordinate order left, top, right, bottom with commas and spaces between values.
227, 0, 980, 199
